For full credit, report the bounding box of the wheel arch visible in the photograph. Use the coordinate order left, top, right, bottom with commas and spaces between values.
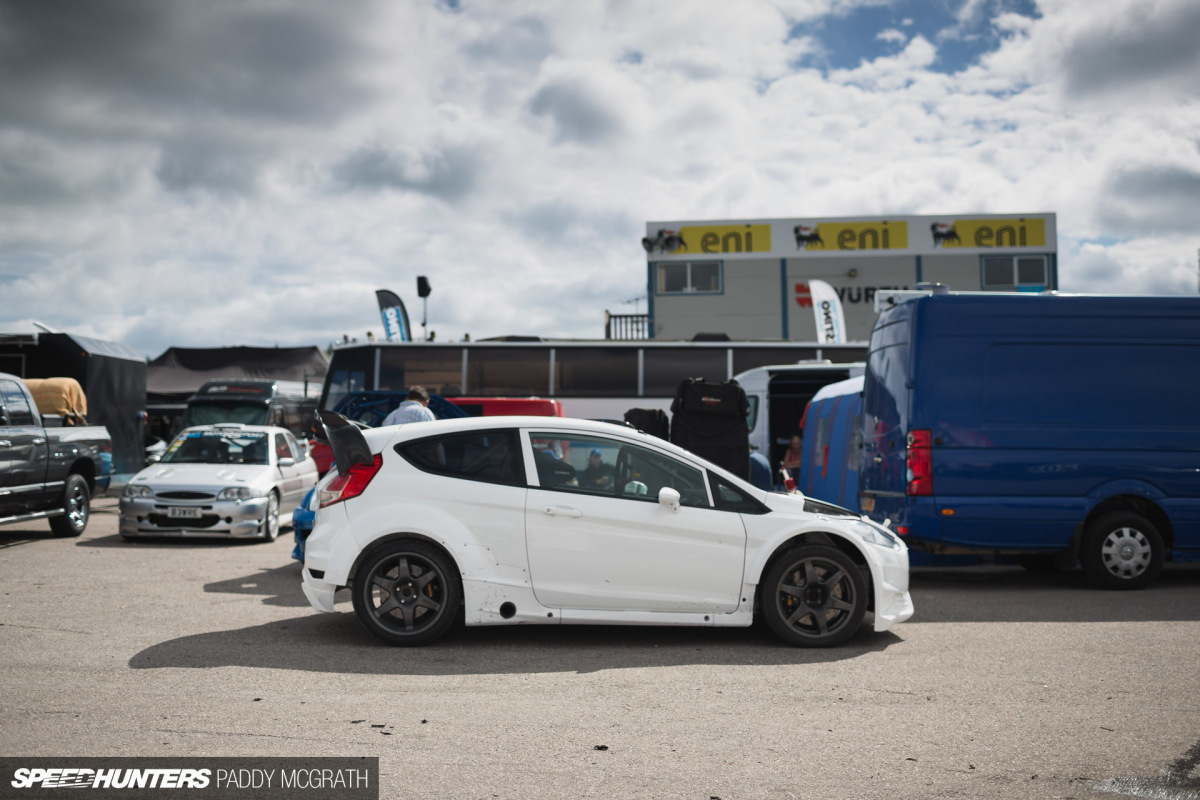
754, 530, 874, 614
346, 532, 462, 592
68, 458, 97, 493
1078, 494, 1173, 551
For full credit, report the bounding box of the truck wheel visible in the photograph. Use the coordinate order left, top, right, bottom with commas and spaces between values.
1080, 512, 1164, 590
49, 474, 90, 538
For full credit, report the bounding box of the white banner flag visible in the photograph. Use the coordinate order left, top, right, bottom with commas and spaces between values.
809, 279, 847, 344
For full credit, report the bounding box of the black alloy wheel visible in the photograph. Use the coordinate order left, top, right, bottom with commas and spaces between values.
762, 544, 867, 647
352, 540, 461, 646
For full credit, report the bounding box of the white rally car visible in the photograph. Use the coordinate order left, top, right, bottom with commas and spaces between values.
120, 424, 318, 541
303, 414, 913, 647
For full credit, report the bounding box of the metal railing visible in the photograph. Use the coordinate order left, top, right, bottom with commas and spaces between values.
605, 312, 650, 340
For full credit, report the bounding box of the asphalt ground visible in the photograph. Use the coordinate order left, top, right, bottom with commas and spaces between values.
1, 496, 1198, 800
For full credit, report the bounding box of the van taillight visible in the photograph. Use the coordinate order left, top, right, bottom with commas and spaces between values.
906, 429, 933, 496
320, 455, 383, 508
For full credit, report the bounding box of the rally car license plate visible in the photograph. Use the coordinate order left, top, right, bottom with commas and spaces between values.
168, 506, 202, 519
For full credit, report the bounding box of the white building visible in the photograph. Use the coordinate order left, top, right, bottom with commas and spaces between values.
643, 213, 1057, 341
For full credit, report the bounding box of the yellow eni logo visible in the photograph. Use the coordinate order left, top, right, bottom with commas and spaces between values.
681, 224, 772, 254
934, 217, 1046, 248
795, 220, 909, 251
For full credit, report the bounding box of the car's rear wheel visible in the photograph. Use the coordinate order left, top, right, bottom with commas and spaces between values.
49, 474, 90, 538
260, 491, 280, 541
761, 544, 866, 647
1080, 512, 1163, 590
352, 540, 461, 646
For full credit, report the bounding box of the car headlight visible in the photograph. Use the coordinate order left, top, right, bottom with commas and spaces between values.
853, 519, 902, 550
123, 484, 153, 499
217, 486, 263, 501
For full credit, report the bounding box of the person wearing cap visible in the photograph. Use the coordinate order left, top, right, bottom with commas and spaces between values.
578, 447, 615, 490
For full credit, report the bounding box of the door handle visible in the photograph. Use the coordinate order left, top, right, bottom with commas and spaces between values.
873, 456, 883, 464
542, 506, 583, 518
32, 438, 46, 445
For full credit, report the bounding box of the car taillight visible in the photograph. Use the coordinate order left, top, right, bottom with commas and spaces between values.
319, 454, 383, 508
905, 429, 933, 496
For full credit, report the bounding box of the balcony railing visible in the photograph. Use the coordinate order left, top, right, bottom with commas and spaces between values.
604, 312, 650, 340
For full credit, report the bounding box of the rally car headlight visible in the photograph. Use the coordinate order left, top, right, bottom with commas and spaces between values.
124, 484, 153, 499
853, 519, 902, 550
217, 486, 263, 501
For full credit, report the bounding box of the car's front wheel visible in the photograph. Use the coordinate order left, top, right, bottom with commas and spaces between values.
260, 491, 280, 541
761, 544, 867, 647
352, 540, 461, 646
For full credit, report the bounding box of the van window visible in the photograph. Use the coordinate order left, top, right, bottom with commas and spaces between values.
378, 347, 464, 396
553, 348, 638, 397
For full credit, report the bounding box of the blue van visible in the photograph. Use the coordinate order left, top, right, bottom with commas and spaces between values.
859, 292, 1200, 589
798, 376, 864, 510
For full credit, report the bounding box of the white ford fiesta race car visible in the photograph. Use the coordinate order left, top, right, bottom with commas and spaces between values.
302, 414, 913, 647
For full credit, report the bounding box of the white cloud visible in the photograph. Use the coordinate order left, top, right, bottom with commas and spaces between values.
0, 0, 1197, 360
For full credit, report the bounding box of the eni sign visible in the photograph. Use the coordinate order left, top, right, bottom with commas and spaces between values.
679, 224, 772, 254
794, 219, 909, 252
932, 217, 1047, 249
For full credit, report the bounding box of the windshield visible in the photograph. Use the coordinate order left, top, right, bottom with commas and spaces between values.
180, 402, 269, 429
161, 430, 270, 465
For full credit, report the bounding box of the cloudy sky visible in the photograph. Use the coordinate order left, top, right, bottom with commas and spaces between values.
2, 0, 1198, 358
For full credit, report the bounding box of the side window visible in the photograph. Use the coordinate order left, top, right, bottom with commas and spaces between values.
0, 380, 34, 426
274, 434, 291, 461
397, 429, 525, 487
528, 432, 710, 509
709, 472, 769, 515
284, 432, 303, 460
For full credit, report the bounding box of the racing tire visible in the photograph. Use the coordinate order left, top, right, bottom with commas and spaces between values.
761, 544, 867, 647
1080, 512, 1164, 590
260, 491, 280, 542
49, 474, 90, 538
352, 540, 462, 646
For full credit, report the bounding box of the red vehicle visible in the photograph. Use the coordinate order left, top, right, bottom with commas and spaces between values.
310, 396, 563, 475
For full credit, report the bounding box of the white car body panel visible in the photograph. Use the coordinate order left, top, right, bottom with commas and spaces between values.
301, 416, 913, 638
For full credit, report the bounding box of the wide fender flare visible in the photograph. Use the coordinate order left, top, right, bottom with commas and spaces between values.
743, 521, 873, 585
348, 501, 503, 580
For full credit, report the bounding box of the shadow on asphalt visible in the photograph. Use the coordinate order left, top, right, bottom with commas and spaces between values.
203, 562, 311, 607
129, 614, 901, 675
908, 563, 1200, 623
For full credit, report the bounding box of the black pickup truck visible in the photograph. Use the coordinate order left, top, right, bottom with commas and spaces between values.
0, 372, 112, 537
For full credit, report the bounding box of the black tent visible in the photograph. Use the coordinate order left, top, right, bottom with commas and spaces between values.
147, 346, 327, 404
0, 332, 147, 480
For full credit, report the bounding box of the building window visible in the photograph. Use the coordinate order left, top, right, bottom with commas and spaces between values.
981, 255, 1048, 291
656, 261, 722, 295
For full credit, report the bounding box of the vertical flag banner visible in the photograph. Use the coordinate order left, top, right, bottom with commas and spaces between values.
375, 289, 412, 342
809, 279, 847, 344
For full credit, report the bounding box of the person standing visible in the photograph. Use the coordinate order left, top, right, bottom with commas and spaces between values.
381, 386, 437, 426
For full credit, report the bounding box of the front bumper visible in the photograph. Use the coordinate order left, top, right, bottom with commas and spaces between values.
119, 495, 269, 538
870, 542, 914, 631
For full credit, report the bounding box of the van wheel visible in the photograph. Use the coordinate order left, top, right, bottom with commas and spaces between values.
761, 545, 866, 647
1080, 512, 1164, 590
49, 474, 90, 538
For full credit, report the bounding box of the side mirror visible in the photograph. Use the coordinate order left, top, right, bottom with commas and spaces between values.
658, 486, 681, 513
278, 457, 295, 468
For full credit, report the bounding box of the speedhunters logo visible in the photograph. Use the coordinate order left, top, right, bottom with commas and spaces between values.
11, 768, 210, 789
2, 758, 378, 799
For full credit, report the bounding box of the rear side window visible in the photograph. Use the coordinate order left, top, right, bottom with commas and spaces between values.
397, 429, 525, 486
0, 379, 34, 426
